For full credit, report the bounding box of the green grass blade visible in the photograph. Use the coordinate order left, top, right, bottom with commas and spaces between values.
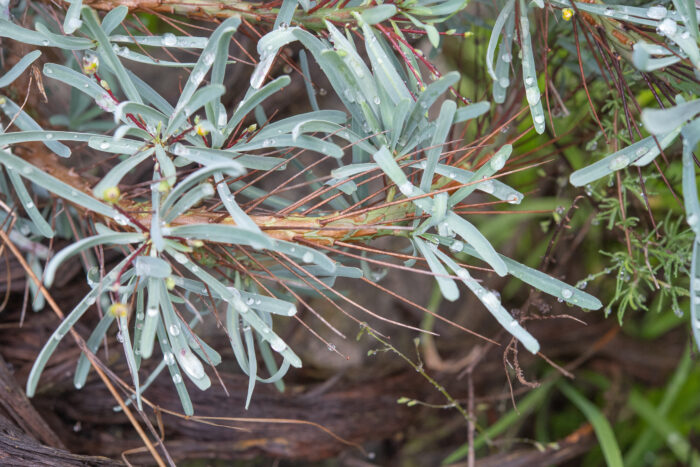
557, 381, 623, 467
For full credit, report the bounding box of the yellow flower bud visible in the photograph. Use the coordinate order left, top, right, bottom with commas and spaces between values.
562, 8, 574, 21
194, 122, 209, 137
246, 123, 258, 133
108, 302, 128, 318
82, 55, 99, 75
102, 186, 121, 203
165, 276, 176, 290
100, 79, 110, 91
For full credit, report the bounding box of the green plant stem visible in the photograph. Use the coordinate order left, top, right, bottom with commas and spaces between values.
443, 380, 555, 463
361, 325, 472, 423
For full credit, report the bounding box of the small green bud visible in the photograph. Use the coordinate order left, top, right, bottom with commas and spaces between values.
157, 180, 171, 193
102, 186, 120, 203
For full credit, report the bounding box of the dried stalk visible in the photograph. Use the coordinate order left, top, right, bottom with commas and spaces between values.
20, 143, 414, 244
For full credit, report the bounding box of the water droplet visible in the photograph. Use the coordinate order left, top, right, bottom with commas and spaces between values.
164, 352, 175, 365
22, 166, 33, 175
147, 307, 158, 317
202, 52, 215, 66
507, 193, 522, 204
114, 214, 129, 225
162, 32, 177, 47
270, 337, 287, 352
498, 77, 509, 88
608, 155, 630, 171
116, 332, 124, 343
604, 8, 614, 16
327, 343, 336, 351
688, 213, 698, 226
246, 297, 254, 305
658, 18, 677, 36
373, 96, 381, 105
501, 53, 512, 63
66, 17, 82, 31
482, 291, 500, 309
646, 5, 667, 19
534, 114, 545, 124
172, 374, 182, 384
191, 70, 205, 84
525, 87, 540, 105
99, 142, 110, 150
561, 288, 573, 299
42, 39, 50, 46
343, 89, 355, 102
262, 138, 275, 147
302, 252, 314, 263
177, 349, 205, 379
490, 153, 507, 171
399, 182, 414, 196
456, 269, 469, 280
172, 252, 188, 264
168, 324, 180, 336
450, 240, 464, 252
287, 306, 296, 316
25, 201, 34, 209
479, 178, 494, 194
